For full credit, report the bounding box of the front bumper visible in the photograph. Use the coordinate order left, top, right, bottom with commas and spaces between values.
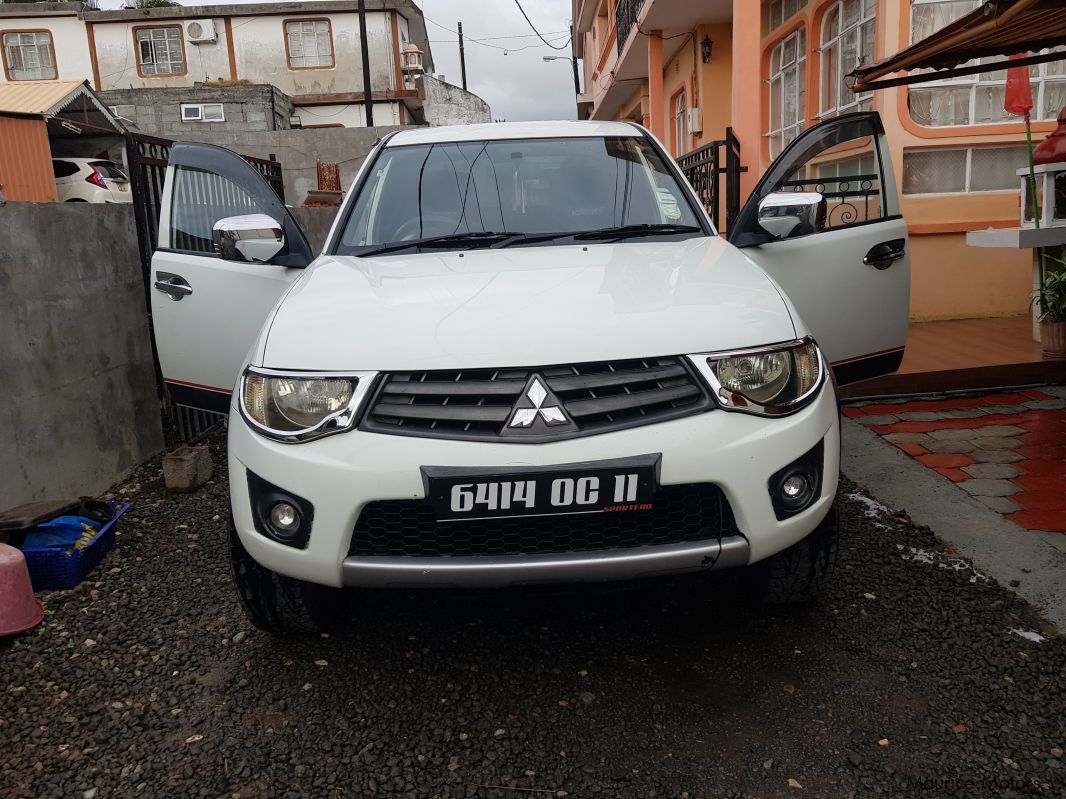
228, 381, 840, 588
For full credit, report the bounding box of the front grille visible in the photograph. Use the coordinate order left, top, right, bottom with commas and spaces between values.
361, 357, 711, 442
349, 484, 738, 558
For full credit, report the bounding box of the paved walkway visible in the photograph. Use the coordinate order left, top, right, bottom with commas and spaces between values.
844, 386, 1066, 533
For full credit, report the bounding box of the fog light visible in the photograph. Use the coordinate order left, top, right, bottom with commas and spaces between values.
768, 441, 824, 521
269, 502, 300, 537
782, 474, 809, 501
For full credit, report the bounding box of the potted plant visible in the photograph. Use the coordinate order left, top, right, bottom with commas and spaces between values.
1034, 263, 1066, 359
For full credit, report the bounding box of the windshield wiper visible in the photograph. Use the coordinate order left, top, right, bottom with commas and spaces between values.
573, 223, 703, 242
357, 231, 524, 257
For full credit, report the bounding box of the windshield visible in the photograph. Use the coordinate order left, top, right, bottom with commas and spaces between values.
335, 136, 705, 255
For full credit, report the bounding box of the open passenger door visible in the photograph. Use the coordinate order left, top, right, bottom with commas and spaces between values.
150, 143, 314, 412
729, 112, 909, 386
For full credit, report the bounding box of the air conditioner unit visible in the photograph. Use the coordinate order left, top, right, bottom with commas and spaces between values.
687, 107, 703, 135
184, 20, 217, 44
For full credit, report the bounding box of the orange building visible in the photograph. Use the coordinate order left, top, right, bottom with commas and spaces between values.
573, 0, 1060, 323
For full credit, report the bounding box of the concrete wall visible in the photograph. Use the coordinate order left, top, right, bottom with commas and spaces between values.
0, 203, 164, 512
168, 124, 401, 204
100, 84, 294, 135
419, 75, 490, 127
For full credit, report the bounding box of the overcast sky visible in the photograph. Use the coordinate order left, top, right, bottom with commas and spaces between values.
97, 0, 578, 121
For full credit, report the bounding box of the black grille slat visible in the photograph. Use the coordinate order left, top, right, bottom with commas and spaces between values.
383, 380, 526, 397
362, 357, 711, 442
545, 364, 687, 392
350, 484, 738, 558
566, 385, 703, 418
372, 404, 513, 422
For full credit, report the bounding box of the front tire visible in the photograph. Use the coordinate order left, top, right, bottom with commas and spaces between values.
756, 506, 838, 604
228, 519, 333, 634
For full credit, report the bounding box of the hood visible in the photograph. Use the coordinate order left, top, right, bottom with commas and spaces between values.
261, 237, 797, 371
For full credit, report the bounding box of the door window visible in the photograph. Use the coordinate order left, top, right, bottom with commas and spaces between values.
169, 166, 264, 254
52, 160, 79, 178
766, 121, 884, 232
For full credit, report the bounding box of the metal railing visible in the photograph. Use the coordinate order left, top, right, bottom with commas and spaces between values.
616, 0, 644, 54
676, 128, 746, 234
777, 173, 881, 229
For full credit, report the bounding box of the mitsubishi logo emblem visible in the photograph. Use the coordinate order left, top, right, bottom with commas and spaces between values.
507, 376, 571, 429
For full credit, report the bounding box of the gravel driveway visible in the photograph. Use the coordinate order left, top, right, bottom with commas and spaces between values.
2, 439, 1064, 799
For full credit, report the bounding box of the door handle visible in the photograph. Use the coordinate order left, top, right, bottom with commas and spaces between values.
863, 239, 906, 270
154, 272, 193, 301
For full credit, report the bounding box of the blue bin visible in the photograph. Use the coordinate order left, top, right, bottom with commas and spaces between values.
22, 502, 129, 590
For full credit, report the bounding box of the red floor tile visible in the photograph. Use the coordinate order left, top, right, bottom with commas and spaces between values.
895, 442, 929, 457
1017, 445, 1066, 461
1023, 389, 1054, 400
871, 414, 1036, 435
1019, 431, 1066, 446
1011, 474, 1066, 492
842, 407, 866, 419
1011, 491, 1066, 511
1007, 510, 1066, 532
1017, 460, 1066, 475
917, 453, 975, 469
933, 467, 971, 482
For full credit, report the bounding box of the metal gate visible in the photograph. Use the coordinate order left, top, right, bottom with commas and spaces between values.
125, 131, 285, 444
676, 128, 746, 235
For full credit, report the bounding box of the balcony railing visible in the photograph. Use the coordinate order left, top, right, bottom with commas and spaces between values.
616, 0, 645, 55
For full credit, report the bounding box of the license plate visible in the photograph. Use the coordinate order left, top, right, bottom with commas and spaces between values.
422, 455, 660, 522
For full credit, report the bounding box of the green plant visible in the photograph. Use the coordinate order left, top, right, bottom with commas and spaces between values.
1034, 265, 1066, 323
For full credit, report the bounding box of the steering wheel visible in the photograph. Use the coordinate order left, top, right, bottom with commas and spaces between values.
392, 214, 460, 241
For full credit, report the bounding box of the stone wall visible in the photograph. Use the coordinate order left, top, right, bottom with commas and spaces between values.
419, 75, 491, 126
0, 203, 164, 512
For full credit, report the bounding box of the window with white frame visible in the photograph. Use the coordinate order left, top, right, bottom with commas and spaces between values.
767, 27, 806, 159
902, 145, 1030, 194
909, 0, 1066, 126
180, 103, 225, 122
765, 0, 807, 35
285, 19, 334, 69
2, 31, 56, 81
136, 27, 184, 76
672, 91, 686, 155
820, 0, 875, 119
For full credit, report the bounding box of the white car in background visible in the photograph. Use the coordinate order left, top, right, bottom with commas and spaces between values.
52, 158, 132, 203
149, 115, 910, 634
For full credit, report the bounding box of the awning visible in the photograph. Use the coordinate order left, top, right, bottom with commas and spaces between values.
0, 80, 124, 137
851, 0, 1066, 91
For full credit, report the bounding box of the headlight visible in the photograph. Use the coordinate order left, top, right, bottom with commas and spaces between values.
238, 368, 378, 442
687, 339, 824, 416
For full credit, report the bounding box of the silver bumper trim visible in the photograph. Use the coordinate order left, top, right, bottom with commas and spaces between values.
341, 535, 750, 588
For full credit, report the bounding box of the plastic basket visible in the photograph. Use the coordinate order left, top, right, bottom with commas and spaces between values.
22, 502, 129, 591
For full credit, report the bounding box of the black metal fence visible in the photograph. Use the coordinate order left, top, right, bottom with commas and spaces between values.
676, 128, 746, 234
125, 132, 285, 444
777, 173, 881, 230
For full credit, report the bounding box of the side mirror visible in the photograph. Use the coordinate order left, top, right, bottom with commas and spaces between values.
757, 191, 827, 241
213, 214, 285, 263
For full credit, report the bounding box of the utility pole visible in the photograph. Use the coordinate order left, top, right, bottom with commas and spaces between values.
458, 21, 468, 91
357, 0, 374, 126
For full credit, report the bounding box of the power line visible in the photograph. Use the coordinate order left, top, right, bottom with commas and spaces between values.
512, 0, 570, 50
425, 16, 569, 53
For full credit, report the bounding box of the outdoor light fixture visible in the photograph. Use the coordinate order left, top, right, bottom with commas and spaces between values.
701, 35, 713, 63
